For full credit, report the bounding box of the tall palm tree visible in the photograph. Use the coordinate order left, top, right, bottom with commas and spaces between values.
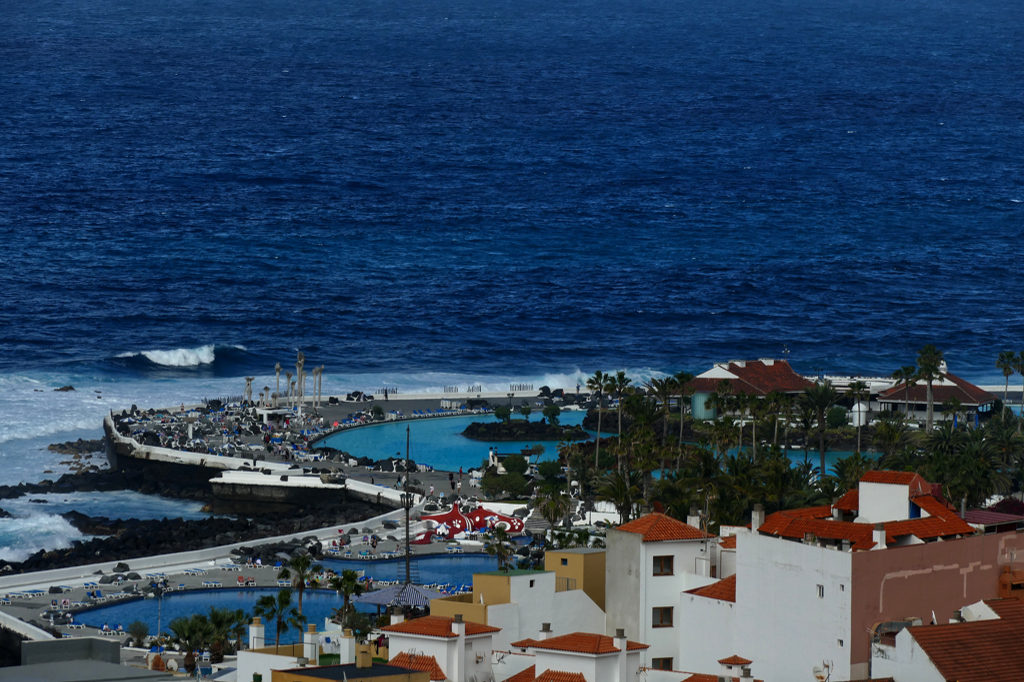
597, 470, 642, 523
997, 351, 1016, 409
279, 554, 323, 616
892, 365, 919, 420
327, 569, 365, 623
537, 489, 571, 532
586, 371, 608, 469
847, 380, 870, 454
485, 527, 515, 572
674, 371, 695, 445
169, 614, 213, 674
254, 589, 305, 653
800, 381, 840, 478
606, 371, 633, 471
916, 345, 945, 432
207, 607, 248, 661
644, 377, 676, 446
1013, 352, 1024, 432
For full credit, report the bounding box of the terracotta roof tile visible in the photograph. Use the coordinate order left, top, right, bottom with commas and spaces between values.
390, 652, 447, 681
522, 632, 649, 654
686, 574, 736, 602
383, 615, 500, 638
907, 599, 1024, 682
719, 536, 737, 549
911, 494, 958, 520
717, 655, 752, 666
886, 515, 976, 539
861, 471, 929, 487
681, 675, 763, 682
504, 666, 536, 682
877, 372, 996, 407
510, 637, 541, 649
687, 360, 813, 397
833, 489, 858, 512
616, 513, 714, 542
534, 671, 587, 682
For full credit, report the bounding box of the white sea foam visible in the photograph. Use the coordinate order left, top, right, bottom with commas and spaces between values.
0, 513, 87, 563
116, 344, 245, 367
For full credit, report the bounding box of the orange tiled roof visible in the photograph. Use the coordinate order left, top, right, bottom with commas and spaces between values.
719, 536, 737, 549
686, 574, 736, 602
912, 494, 957, 520
389, 652, 447, 681
616, 513, 714, 542
886, 515, 976, 539
681, 675, 763, 682
906, 599, 1024, 682
382, 615, 500, 638
522, 632, 649, 654
504, 666, 536, 682
834, 488, 858, 511
861, 471, 930, 493
534, 671, 586, 682
877, 371, 996, 407
717, 655, 752, 666
510, 637, 541, 649
686, 360, 813, 396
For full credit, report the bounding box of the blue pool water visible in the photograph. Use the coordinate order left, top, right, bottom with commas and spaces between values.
81, 555, 499, 638
317, 413, 590, 471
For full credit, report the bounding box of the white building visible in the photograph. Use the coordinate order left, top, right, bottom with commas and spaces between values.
506, 627, 650, 682
383, 614, 500, 682
431, 569, 606, 654
871, 598, 1024, 681
604, 512, 718, 668
673, 471, 1024, 681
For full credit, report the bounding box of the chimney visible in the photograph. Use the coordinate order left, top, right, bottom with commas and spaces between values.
355, 643, 373, 668
614, 628, 628, 682
452, 615, 467, 682
391, 607, 405, 625
842, 539, 851, 552
961, 497, 967, 519
751, 504, 764, 532
739, 666, 753, 682
873, 523, 887, 550
248, 616, 265, 650
539, 623, 552, 640
303, 623, 318, 665
688, 507, 701, 528
832, 499, 842, 521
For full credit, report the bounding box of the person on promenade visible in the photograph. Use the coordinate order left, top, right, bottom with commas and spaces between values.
429, 484, 435, 497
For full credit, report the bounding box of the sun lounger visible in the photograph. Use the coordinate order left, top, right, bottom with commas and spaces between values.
277, 579, 290, 587
201, 581, 222, 588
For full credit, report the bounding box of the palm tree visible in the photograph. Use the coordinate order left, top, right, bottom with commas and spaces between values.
674, 371, 695, 445
597, 470, 642, 523
1014, 352, 1024, 432
537, 489, 571, 532
874, 414, 914, 463
327, 569, 365, 622
916, 345, 945, 432
207, 607, 248, 662
644, 377, 676, 446
278, 554, 323, 617
485, 527, 515, 572
586, 371, 609, 469
997, 351, 1016, 410
608, 370, 632, 439
892, 365, 919, 420
800, 381, 839, 479
253, 589, 305, 653
847, 380, 870, 454
169, 613, 213, 674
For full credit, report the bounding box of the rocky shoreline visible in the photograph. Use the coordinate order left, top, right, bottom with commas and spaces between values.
461, 420, 588, 442
1, 502, 377, 574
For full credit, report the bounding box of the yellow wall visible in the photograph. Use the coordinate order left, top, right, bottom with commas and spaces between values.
473, 573, 511, 607
430, 593, 488, 624
545, 550, 606, 610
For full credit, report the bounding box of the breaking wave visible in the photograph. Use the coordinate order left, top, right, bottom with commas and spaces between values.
117, 344, 246, 367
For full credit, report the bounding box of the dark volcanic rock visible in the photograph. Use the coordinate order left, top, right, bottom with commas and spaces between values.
461, 420, 588, 442
54, 386, 75, 392
48, 439, 106, 455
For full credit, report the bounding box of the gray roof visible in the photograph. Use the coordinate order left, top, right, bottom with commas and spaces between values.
0, 660, 175, 682
548, 547, 606, 554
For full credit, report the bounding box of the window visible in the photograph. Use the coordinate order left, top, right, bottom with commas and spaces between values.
838, 639, 844, 647
651, 658, 673, 671
817, 584, 824, 598
652, 607, 674, 628
529, 580, 535, 588
653, 556, 674, 576
561, 558, 568, 566
840, 584, 845, 592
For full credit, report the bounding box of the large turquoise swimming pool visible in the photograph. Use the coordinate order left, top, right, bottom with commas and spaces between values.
316, 412, 590, 471
79, 555, 499, 639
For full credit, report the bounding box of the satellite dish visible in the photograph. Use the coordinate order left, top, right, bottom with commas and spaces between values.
812, 667, 827, 682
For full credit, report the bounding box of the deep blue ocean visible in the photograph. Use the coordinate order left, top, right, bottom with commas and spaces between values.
1, 0, 1024, 557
